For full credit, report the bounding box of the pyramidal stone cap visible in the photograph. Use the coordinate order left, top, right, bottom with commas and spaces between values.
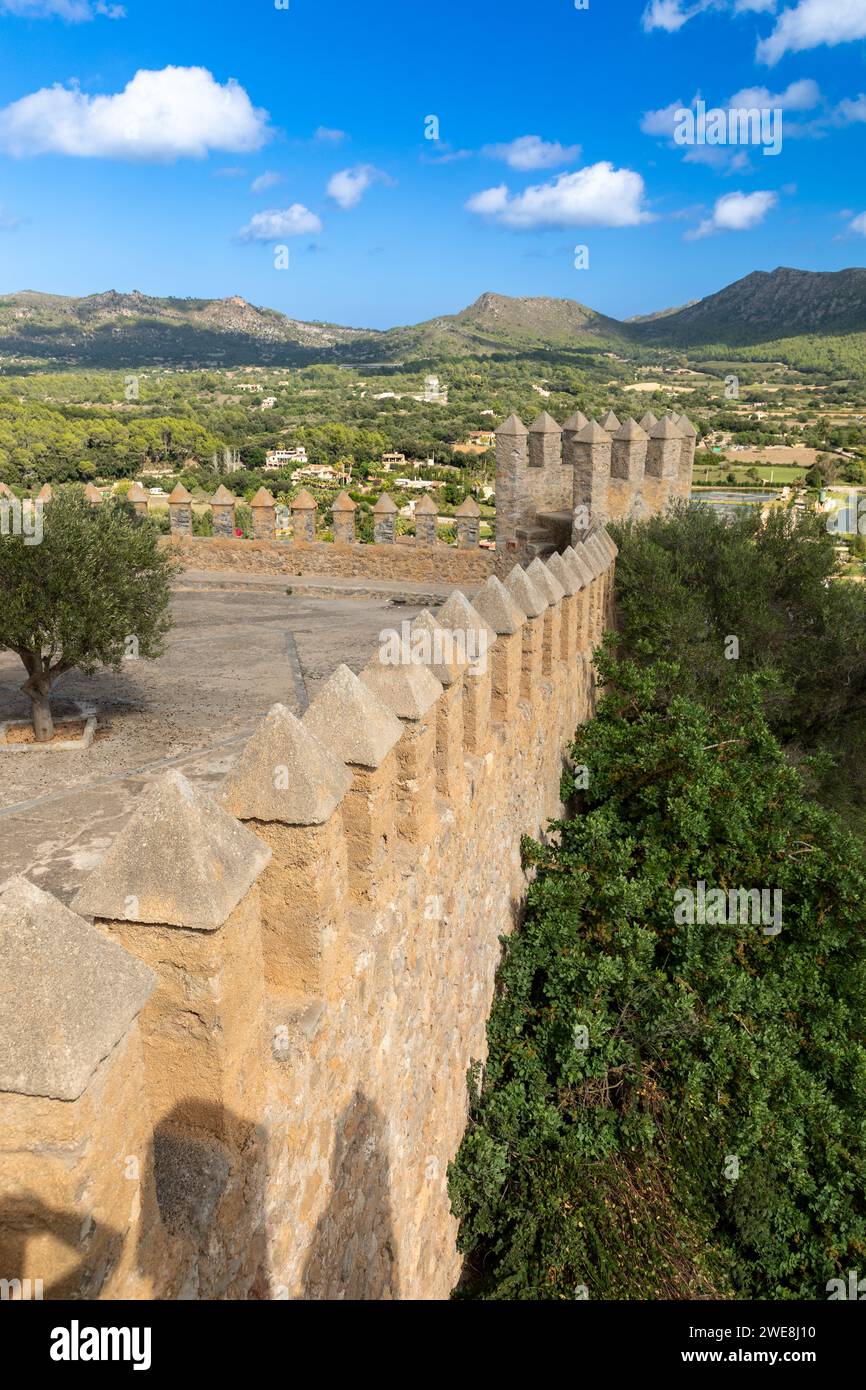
37, 483, 53, 501
303, 664, 403, 768
360, 645, 443, 721
454, 496, 480, 517
437, 589, 496, 644
505, 565, 548, 619
562, 410, 589, 433
679, 415, 698, 438
573, 538, 601, 582
565, 544, 595, 589
331, 490, 357, 512
650, 417, 681, 440
590, 524, 619, 561
414, 494, 438, 514
372, 492, 398, 514
599, 410, 621, 432
219, 703, 351, 826
614, 418, 648, 441
527, 556, 565, 605
496, 413, 528, 436
126, 482, 147, 503
472, 574, 526, 635
211, 484, 236, 505
0, 876, 156, 1101
292, 489, 317, 510
168, 483, 192, 504
71, 770, 272, 932
547, 549, 579, 597
409, 609, 469, 686
576, 420, 612, 443
529, 411, 561, 433
585, 534, 609, 578
251, 486, 276, 507
639, 412, 658, 431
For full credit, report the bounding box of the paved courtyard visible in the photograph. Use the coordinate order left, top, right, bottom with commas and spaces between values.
0, 577, 438, 903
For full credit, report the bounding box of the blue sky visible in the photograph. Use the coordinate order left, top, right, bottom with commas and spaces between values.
0, 0, 864, 328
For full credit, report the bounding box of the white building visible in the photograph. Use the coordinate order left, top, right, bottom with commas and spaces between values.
414, 375, 448, 405
265, 447, 308, 470
293, 464, 343, 484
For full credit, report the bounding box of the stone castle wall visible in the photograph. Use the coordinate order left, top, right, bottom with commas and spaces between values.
495, 408, 696, 566
143, 404, 692, 588
164, 536, 495, 586
0, 533, 617, 1301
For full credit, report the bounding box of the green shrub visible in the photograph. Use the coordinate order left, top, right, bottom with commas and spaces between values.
449, 657, 866, 1300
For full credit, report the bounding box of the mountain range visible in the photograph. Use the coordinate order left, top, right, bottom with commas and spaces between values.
1, 267, 864, 368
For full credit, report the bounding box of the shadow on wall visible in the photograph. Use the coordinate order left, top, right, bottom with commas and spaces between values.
1, 1095, 397, 1300
137, 1099, 271, 1301
0, 1100, 270, 1301
301, 1090, 398, 1300
0, 1197, 123, 1300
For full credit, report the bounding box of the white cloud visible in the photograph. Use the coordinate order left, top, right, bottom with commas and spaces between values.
238, 206, 322, 241
641, 99, 688, 138
251, 170, 283, 194
482, 135, 581, 171
643, 0, 866, 60
683, 145, 753, 172
0, 66, 268, 160
727, 77, 821, 110
849, 211, 866, 235
642, 0, 712, 32
0, 0, 123, 17
314, 126, 347, 143
834, 93, 866, 123
758, 0, 866, 64
465, 163, 654, 230
0, 206, 21, 228
687, 189, 778, 238
326, 164, 388, 209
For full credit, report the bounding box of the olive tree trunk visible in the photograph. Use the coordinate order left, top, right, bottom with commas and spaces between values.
19, 666, 55, 743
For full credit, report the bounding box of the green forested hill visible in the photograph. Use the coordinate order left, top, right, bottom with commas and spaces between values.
2, 268, 866, 373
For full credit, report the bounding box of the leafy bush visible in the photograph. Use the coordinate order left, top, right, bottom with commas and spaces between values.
449, 657, 866, 1300
608, 504, 866, 825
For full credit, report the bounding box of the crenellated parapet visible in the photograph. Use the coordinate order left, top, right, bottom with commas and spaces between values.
495, 403, 696, 564
0, 530, 618, 1303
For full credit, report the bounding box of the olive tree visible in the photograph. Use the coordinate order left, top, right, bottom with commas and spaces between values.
0, 490, 175, 741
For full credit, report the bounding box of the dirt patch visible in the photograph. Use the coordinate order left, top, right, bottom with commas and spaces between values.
2, 720, 89, 746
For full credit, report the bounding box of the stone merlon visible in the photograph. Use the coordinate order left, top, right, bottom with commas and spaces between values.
437, 589, 496, 645
303, 663, 404, 768
472, 574, 526, 635
505, 565, 547, 619
71, 769, 272, 932
527, 556, 565, 606
360, 646, 443, 722
0, 875, 155, 1101
409, 609, 469, 686
219, 702, 352, 826
547, 550, 580, 597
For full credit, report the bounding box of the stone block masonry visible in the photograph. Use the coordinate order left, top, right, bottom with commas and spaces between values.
164, 535, 495, 586
150, 402, 689, 590
0, 529, 617, 1302
495, 404, 696, 564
